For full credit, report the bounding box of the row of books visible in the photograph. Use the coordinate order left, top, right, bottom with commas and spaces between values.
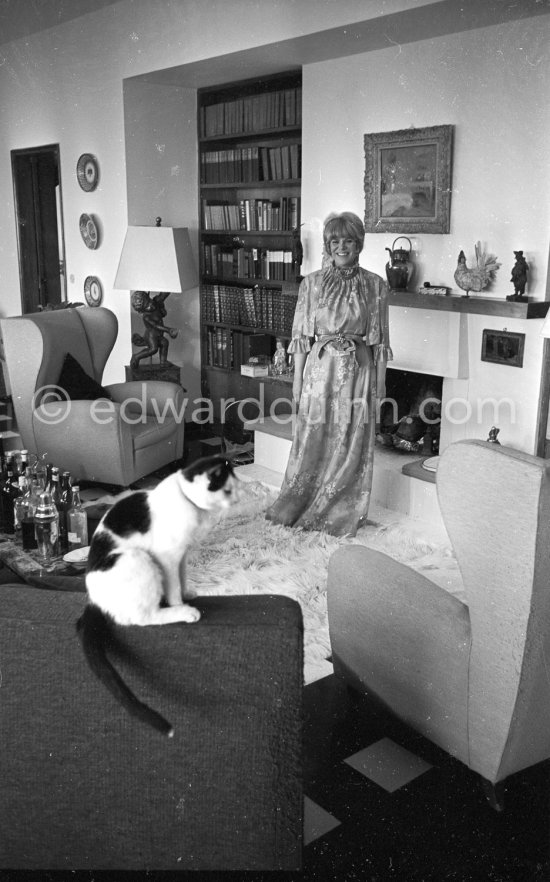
200, 144, 301, 184
202, 197, 300, 232
202, 284, 297, 334
202, 244, 296, 282
200, 87, 302, 137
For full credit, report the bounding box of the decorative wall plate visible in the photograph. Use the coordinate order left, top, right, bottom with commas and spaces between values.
84, 276, 103, 307
76, 153, 99, 191
79, 213, 99, 249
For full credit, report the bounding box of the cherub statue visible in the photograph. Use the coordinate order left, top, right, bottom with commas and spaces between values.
130, 291, 178, 369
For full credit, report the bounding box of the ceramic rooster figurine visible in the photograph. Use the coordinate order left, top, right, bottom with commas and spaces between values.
454, 242, 501, 297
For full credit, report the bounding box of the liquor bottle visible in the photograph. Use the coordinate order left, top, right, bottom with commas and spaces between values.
13, 475, 29, 546
34, 491, 59, 562
50, 467, 66, 553
19, 449, 29, 475
2, 459, 20, 535
67, 485, 88, 552
0, 452, 13, 532
10, 450, 21, 479
44, 463, 53, 493
58, 471, 72, 554
0, 454, 5, 532
21, 472, 41, 551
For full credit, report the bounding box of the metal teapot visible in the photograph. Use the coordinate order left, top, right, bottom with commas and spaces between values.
385, 236, 413, 291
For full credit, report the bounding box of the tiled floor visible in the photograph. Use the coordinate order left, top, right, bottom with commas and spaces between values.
296, 674, 550, 882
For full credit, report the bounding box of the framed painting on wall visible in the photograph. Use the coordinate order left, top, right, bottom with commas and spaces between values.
364, 124, 454, 234
481, 329, 525, 368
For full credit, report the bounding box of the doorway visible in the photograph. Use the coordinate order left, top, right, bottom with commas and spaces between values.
11, 144, 66, 313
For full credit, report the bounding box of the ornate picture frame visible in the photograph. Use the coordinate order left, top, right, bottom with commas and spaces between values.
364, 124, 454, 234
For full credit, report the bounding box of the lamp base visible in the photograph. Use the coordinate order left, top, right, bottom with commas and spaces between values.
125, 362, 183, 387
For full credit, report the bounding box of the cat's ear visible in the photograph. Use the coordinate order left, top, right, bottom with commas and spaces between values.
206, 459, 234, 491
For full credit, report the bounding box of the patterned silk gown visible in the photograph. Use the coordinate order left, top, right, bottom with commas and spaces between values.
266, 263, 392, 536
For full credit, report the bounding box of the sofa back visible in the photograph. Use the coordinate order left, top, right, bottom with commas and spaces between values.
0, 586, 303, 871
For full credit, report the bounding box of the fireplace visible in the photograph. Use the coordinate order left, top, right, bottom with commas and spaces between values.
378, 367, 442, 455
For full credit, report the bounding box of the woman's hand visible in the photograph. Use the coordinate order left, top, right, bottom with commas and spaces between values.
291, 352, 306, 403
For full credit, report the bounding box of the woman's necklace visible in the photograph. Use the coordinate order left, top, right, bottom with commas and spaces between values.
335, 263, 359, 279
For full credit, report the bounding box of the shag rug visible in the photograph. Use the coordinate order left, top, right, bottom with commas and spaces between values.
183, 481, 464, 685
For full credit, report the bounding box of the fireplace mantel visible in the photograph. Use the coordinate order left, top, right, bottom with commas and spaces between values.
389, 291, 549, 318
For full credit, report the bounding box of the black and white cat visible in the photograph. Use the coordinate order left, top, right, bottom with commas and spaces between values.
76, 454, 238, 737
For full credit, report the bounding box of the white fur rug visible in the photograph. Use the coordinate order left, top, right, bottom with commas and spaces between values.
184, 481, 463, 685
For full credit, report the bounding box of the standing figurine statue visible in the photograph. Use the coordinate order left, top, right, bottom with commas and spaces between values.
487, 426, 501, 444
507, 251, 529, 302
130, 291, 178, 369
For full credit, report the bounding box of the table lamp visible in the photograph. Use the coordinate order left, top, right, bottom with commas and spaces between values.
114, 217, 197, 370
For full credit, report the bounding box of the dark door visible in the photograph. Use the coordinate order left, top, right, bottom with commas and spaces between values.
11, 144, 66, 314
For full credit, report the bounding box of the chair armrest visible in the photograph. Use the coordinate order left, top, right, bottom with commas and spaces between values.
32, 399, 134, 484
107, 381, 185, 418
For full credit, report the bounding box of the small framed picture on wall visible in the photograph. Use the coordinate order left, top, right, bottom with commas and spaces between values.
481, 329, 525, 368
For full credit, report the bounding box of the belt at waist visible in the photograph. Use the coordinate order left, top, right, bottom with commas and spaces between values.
316, 333, 365, 358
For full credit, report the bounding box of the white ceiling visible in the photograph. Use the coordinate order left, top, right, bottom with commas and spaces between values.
0, 0, 120, 44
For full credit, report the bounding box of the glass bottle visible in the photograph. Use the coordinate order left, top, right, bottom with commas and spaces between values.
67, 485, 88, 552
10, 450, 21, 479
13, 474, 29, 546
19, 449, 29, 475
21, 471, 41, 551
0, 452, 14, 532
58, 471, 72, 554
34, 491, 59, 563
50, 467, 66, 553
2, 459, 20, 535
0, 454, 6, 532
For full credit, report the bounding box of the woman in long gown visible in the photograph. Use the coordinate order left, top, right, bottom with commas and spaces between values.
266, 212, 392, 537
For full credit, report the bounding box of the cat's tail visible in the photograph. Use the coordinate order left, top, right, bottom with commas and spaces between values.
76, 604, 174, 738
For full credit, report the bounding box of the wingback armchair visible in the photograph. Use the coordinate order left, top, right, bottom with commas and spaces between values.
0, 307, 185, 486
327, 440, 550, 799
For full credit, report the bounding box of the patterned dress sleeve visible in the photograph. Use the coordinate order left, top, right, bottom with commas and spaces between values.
287, 273, 316, 354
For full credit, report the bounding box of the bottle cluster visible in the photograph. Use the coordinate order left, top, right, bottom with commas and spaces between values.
0, 450, 88, 563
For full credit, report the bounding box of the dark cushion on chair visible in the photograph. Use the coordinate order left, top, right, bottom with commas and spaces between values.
57, 352, 112, 400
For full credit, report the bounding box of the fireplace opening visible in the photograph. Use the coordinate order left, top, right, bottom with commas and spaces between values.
377, 368, 443, 455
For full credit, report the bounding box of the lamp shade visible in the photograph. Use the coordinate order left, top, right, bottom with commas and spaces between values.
114, 225, 197, 292
541, 309, 550, 338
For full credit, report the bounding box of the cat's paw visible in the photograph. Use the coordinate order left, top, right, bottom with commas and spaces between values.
180, 604, 201, 623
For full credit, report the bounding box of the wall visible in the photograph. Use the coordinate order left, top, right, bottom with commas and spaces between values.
123, 79, 200, 401
0, 1, 548, 448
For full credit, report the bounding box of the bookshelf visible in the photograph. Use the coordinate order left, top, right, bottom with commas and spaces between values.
198, 71, 302, 438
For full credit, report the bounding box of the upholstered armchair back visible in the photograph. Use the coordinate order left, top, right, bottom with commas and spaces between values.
437, 440, 550, 782
1, 307, 117, 454
328, 439, 550, 788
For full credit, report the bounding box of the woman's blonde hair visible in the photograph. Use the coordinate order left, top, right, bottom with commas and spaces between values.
323, 212, 365, 255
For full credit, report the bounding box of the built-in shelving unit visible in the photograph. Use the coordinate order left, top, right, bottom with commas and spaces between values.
198, 71, 302, 438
